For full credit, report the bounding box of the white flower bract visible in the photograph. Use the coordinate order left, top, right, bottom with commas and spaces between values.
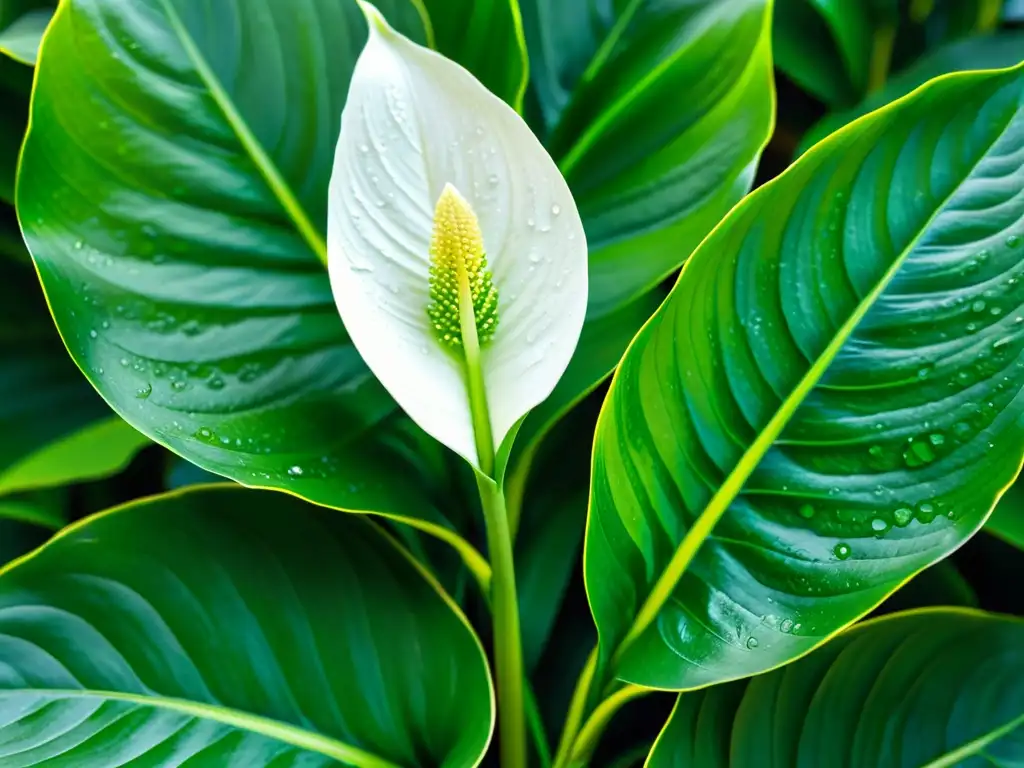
327, 4, 587, 471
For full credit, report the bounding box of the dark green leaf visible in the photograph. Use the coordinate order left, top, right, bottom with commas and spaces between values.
515, 403, 598, 671
875, 560, 978, 613
523, 0, 773, 316
986, 477, 1024, 549
16, 0, 489, 577
648, 609, 1024, 767
802, 31, 1024, 153
0, 517, 48, 565
0, 485, 494, 767
510, 290, 664, 495
513, 0, 773, 476
0, 256, 151, 496
587, 64, 1024, 690
773, 0, 866, 106
0, 7, 52, 64
421, 0, 528, 109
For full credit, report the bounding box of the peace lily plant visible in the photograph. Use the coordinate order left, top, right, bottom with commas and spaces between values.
329, 5, 586, 765
2, 0, 1024, 767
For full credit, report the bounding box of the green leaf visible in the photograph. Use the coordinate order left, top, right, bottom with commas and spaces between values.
647, 609, 1024, 767
16, 0, 489, 578
421, 0, 528, 109
586, 63, 1024, 690
808, 0, 874, 96
509, 290, 664, 499
0, 485, 494, 767
986, 477, 1024, 549
0, 7, 52, 64
773, 0, 859, 106
0, 489, 64, 530
0, 415, 151, 496
875, 560, 978, 613
0, 67, 30, 206
513, 0, 773, 476
0, 256, 151, 496
515, 404, 597, 671
0, 518, 48, 566
523, 0, 773, 317
802, 31, 1024, 153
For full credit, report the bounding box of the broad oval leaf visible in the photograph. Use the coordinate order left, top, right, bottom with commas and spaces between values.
328, 6, 587, 469
421, 0, 528, 110
521, 0, 773, 317
17, 0, 489, 573
586, 64, 1024, 690
0, 485, 493, 767
0, 256, 150, 496
508, 0, 774, 482
647, 609, 1024, 767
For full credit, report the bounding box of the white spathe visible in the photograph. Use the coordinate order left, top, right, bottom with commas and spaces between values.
327, 3, 588, 471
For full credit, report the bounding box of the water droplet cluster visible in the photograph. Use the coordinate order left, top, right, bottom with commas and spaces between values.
427, 184, 499, 349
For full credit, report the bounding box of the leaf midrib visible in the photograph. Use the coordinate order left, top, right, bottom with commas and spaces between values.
614, 79, 1021, 661
156, 0, 328, 266
0, 688, 401, 768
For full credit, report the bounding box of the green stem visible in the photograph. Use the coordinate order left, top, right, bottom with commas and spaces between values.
458, 261, 525, 768
567, 686, 648, 765
525, 677, 553, 768
458, 264, 495, 476
867, 24, 896, 94
478, 475, 526, 768
552, 647, 598, 768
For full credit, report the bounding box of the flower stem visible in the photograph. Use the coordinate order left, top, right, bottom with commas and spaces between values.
458, 257, 525, 768
477, 473, 526, 768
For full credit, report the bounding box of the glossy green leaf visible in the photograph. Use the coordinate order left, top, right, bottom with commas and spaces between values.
511, 0, 773, 479
587, 64, 1024, 690
509, 290, 665, 502
773, 0, 857, 106
421, 0, 528, 109
0, 485, 494, 767
16, 0, 491, 577
986, 477, 1024, 549
0, 255, 151, 496
0, 415, 151, 496
647, 609, 1024, 767
802, 31, 1024, 153
0, 7, 51, 64
809, 0, 874, 96
522, 0, 773, 317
